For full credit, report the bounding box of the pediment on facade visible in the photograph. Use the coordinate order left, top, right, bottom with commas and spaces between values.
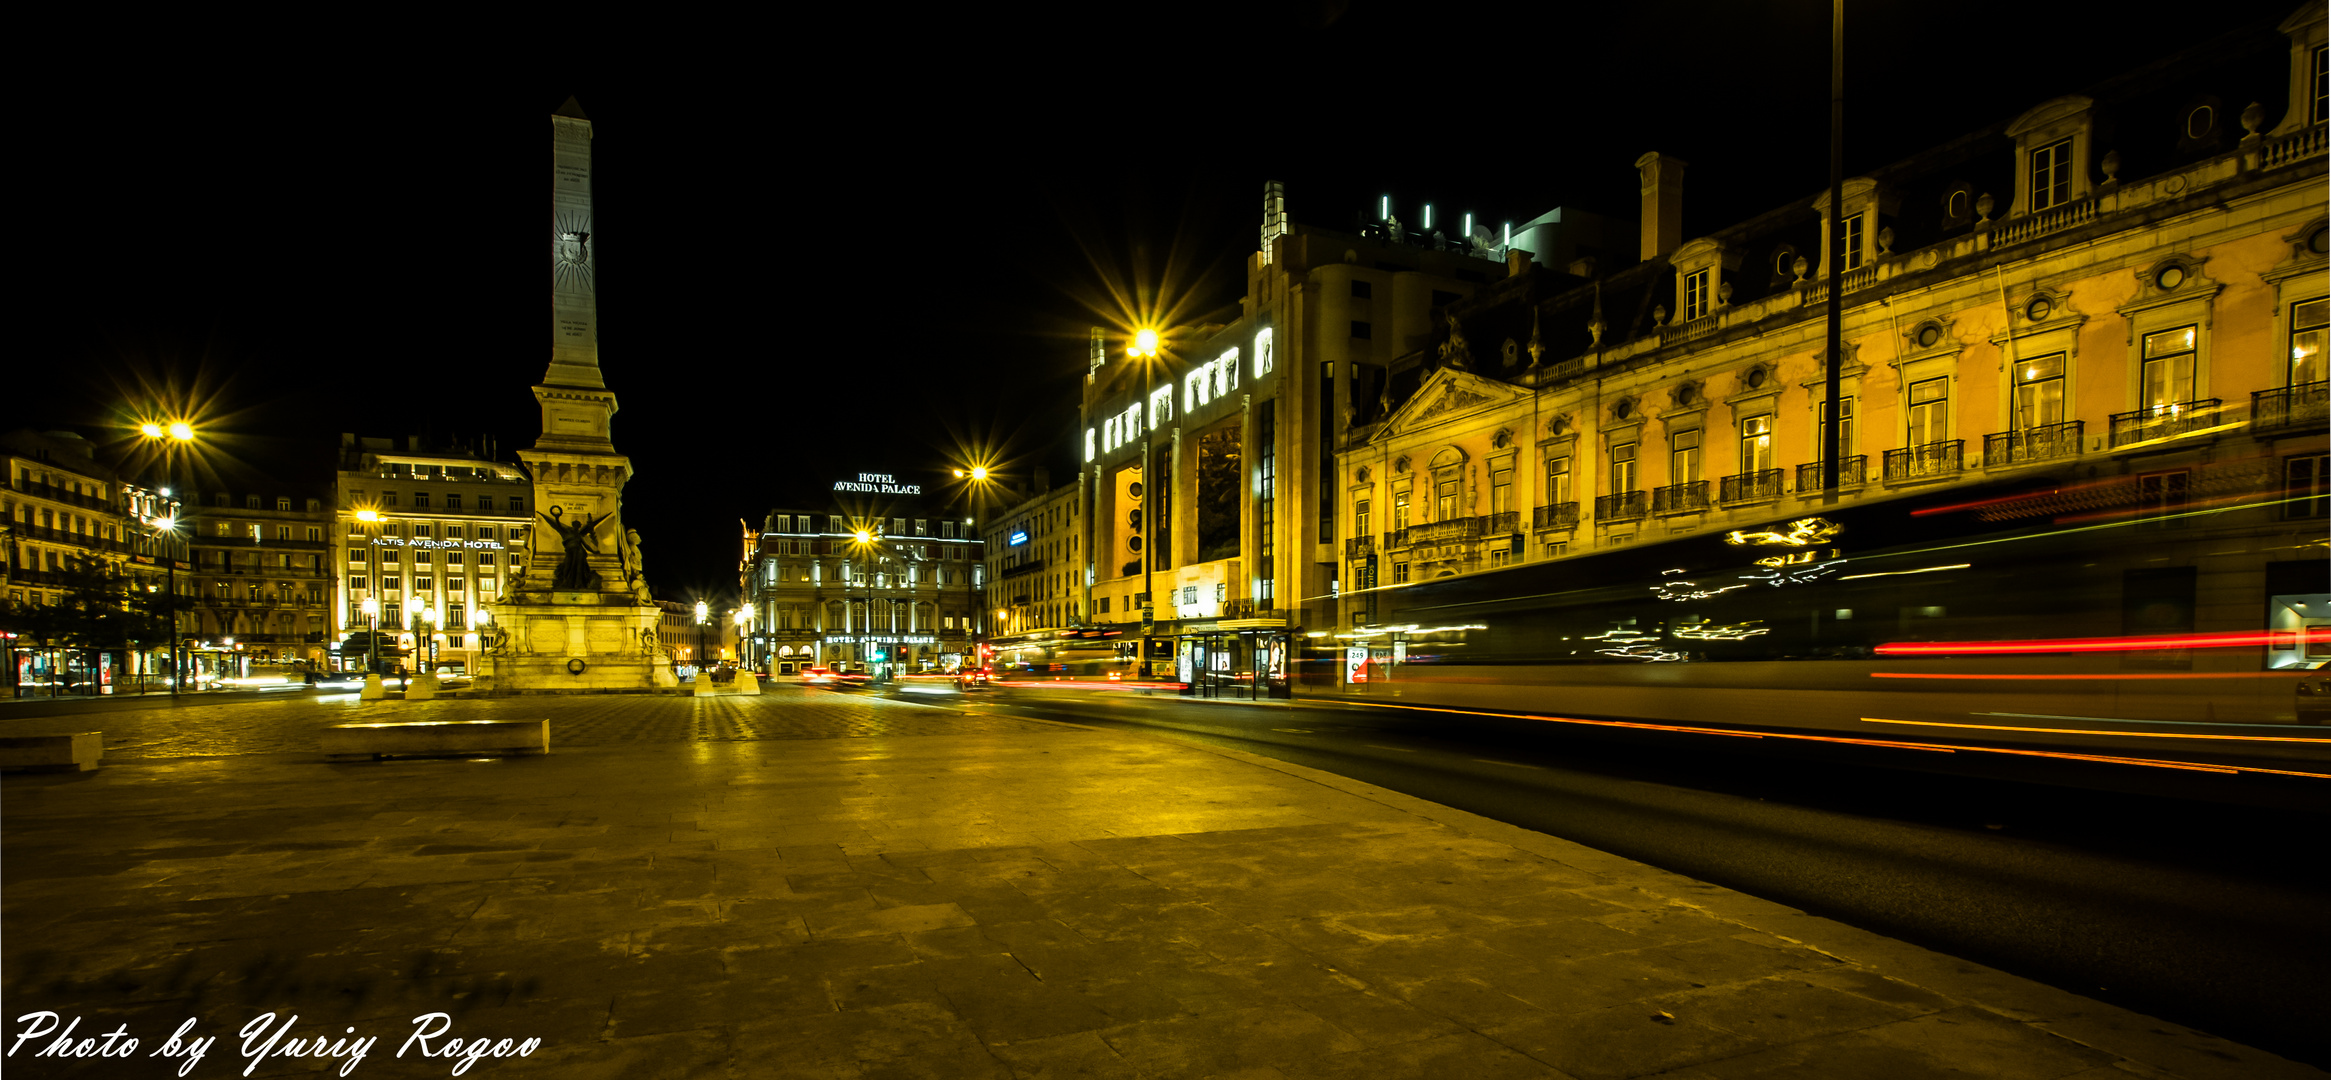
1377, 369, 1528, 442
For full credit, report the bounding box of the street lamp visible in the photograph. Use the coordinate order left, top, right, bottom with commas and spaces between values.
136, 418, 197, 693
422, 604, 441, 676
693, 599, 709, 678
734, 603, 754, 670
1127, 328, 1163, 677
360, 596, 380, 678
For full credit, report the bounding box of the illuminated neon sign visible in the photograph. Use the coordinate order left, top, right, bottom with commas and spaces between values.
832, 472, 923, 495
1008, 530, 1028, 547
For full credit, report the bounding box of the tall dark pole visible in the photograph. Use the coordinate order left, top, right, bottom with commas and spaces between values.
1821, 0, 1846, 501
1139, 355, 1155, 679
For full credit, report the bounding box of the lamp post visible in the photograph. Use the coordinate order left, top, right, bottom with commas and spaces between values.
469, 605, 489, 682
693, 599, 709, 679
360, 596, 380, 677
1127, 328, 1162, 678
734, 603, 753, 671
421, 604, 441, 676
136, 419, 196, 693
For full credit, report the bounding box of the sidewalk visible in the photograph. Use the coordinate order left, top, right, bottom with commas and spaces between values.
2, 695, 2318, 1079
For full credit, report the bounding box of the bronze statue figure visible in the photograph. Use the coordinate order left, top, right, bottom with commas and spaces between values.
541, 506, 607, 591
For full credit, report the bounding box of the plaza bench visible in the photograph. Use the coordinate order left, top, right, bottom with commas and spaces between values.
0, 731, 103, 773
321, 719, 549, 760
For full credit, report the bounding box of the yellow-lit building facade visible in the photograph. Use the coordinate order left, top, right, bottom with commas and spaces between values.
1334, 12, 2326, 654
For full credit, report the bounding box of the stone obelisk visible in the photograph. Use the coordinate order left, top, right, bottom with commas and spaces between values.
483, 97, 677, 693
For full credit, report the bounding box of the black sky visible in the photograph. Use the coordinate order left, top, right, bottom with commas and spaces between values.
16, 0, 2300, 601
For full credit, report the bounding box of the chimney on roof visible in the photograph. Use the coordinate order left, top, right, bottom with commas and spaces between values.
1633, 152, 1688, 261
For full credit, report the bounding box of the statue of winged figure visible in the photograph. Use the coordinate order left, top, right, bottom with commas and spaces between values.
541, 506, 607, 591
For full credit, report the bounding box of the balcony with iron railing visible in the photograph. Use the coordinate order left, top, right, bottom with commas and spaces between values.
1485, 510, 1519, 534
1595, 491, 1647, 522
2251, 382, 2327, 435
1718, 469, 1785, 505
6, 478, 115, 513
1983, 420, 2085, 467
1401, 517, 1485, 547
1795, 457, 1867, 491
1652, 481, 1711, 515
2108, 399, 2223, 448
1344, 534, 1374, 559
1532, 503, 1580, 531
1883, 440, 1965, 483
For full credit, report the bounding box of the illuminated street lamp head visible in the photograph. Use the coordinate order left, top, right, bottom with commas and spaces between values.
167, 421, 194, 442
734, 605, 753, 627
970, 466, 988, 481
1130, 328, 1161, 359
469, 607, 489, 629
355, 509, 380, 523
361, 598, 379, 617
693, 600, 709, 624
156, 516, 177, 533
140, 422, 163, 438
853, 529, 872, 544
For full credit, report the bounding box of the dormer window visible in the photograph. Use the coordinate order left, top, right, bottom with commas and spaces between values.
2004, 97, 2094, 217
1813, 179, 1895, 276
1841, 214, 1866, 270
1683, 270, 1711, 321
2030, 139, 2074, 212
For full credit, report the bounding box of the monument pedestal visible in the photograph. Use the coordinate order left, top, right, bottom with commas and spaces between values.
483, 590, 677, 694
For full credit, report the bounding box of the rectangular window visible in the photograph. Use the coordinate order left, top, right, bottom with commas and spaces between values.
2291, 298, 2326, 386
446, 494, 462, 510
2137, 470, 2190, 519
1610, 443, 1638, 493
1740, 416, 1773, 472
477, 552, 496, 566
413, 492, 430, 508
1490, 549, 1510, 569
1491, 467, 1513, 515
1354, 500, 1371, 537
415, 576, 434, 591
350, 575, 368, 591
306, 526, 321, 542
508, 497, 523, 514
1544, 540, 1569, 558
1393, 561, 1410, 584
381, 492, 397, 507
1350, 320, 1372, 340
2014, 354, 2066, 429
1435, 477, 1458, 521
446, 526, 464, 539
445, 551, 463, 565
348, 548, 368, 563
2031, 138, 2073, 211
1841, 213, 1865, 271
273, 525, 288, 540
2288, 453, 2330, 519
476, 495, 493, 511
385, 602, 401, 625
1819, 397, 1856, 460
1683, 269, 1710, 321
1392, 490, 1410, 531
1546, 456, 1572, 505
2316, 42, 2328, 125
448, 578, 466, 593
1908, 378, 1949, 445
1670, 430, 1702, 484
2141, 326, 2198, 410
382, 575, 402, 591
1351, 280, 1372, 299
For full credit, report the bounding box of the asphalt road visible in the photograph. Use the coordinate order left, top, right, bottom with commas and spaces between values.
973, 687, 2331, 1069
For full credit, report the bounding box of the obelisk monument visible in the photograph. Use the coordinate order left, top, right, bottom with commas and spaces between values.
480, 97, 677, 693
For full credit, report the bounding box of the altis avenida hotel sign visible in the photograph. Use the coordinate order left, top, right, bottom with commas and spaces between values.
833, 472, 922, 495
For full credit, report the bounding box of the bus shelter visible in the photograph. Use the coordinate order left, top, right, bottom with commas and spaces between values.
1173, 619, 1293, 700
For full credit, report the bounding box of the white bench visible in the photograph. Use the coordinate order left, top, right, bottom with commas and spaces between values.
0, 732, 103, 773
322, 719, 549, 759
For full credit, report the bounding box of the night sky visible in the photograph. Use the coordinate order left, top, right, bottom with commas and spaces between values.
16, 0, 2298, 602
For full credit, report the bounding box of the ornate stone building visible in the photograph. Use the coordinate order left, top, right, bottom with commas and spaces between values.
1335, 9, 2326, 637
739, 497, 983, 675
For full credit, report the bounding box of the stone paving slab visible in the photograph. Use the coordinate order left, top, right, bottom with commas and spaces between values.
1, 696, 2320, 1079
0, 684, 1064, 758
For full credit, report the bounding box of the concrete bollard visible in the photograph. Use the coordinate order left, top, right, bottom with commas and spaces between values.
691, 673, 716, 697
734, 672, 762, 696
406, 674, 438, 701
360, 674, 388, 702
